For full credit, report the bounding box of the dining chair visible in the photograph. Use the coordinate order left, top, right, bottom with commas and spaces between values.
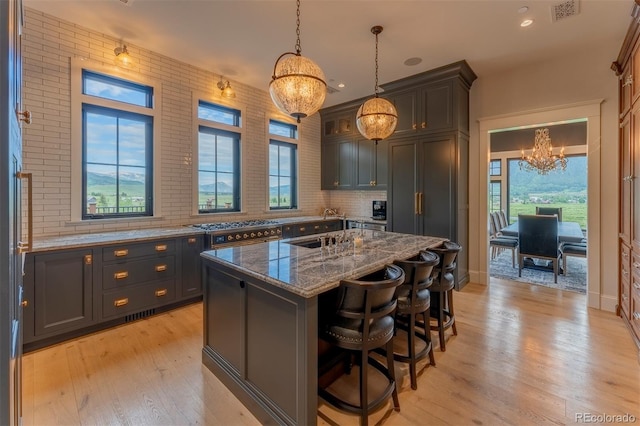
535, 206, 563, 221
517, 214, 561, 283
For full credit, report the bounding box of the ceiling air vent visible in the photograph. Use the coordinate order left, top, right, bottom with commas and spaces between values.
551, 0, 579, 22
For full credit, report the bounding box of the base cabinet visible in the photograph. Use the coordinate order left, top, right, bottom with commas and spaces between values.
202, 261, 317, 426
23, 234, 203, 351
22, 248, 95, 344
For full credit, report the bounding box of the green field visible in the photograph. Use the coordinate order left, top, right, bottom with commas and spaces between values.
506, 202, 587, 229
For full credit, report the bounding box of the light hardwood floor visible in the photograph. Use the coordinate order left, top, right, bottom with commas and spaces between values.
22, 278, 640, 426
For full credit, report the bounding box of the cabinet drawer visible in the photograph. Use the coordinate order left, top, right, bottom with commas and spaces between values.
631, 250, 640, 278
102, 240, 175, 261
621, 243, 631, 273
103, 256, 176, 290
102, 279, 176, 319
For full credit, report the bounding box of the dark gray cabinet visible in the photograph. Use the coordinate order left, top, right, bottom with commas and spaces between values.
321, 139, 354, 190
282, 219, 343, 239
202, 261, 318, 425
354, 138, 388, 190
22, 248, 96, 344
181, 235, 203, 298
23, 234, 203, 351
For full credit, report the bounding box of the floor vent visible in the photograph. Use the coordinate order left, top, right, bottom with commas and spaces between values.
551, 0, 580, 22
124, 308, 156, 323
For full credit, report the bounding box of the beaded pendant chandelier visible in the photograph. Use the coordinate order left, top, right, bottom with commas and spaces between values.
519, 128, 567, 175
356, 26, 398, 142
269, 0, 326, 122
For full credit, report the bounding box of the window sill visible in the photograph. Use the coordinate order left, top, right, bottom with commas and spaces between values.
66, 215, 166, 226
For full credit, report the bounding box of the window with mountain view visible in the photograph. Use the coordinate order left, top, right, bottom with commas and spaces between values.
197, 101, 241, 213
508, 154, 587, 229
81, 71, 154, 219
269, 120, 297, 210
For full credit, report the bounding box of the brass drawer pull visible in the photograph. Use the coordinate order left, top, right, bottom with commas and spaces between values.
299, 227, 306, 232
155, 244, 167, 252
634, 262, 640, 269
622, 293, 628, 301
188, 237, 196, 244
634, 312, 640, 320
623, 270, 629, 277
114, 249, 128, 257
114, 271, 129, 280
114, 298, 129, 307
155, 264, 167, 272
623, 251, 629, 258
155, 289, 168, 297
634, 282, 640, 290
84, 254, 92, 265
21, 300, 28, 308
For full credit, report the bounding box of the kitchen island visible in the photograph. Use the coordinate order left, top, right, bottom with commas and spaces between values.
200, 230, 445, 425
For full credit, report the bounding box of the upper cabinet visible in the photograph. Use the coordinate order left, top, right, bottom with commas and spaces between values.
320, 61, 477, 191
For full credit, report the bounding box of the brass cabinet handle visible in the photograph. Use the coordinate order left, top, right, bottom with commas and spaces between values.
188, 237, 196, 244
412, 123, 417, 130
114, 249, 128, 257
623, 75, 633, 87
623, 270, 629, 277
16, 172, 32, 253
155, 244, 167, 252
622, 293, 629, 301
418, 193, 424, 215
16, 110, 32, 124
314, 225, 320, 230
623, 251, 629, 258
414, 192, 418, 215
334, 181, 339, 186
114, 271, 128, 280
155, 289, 167, 297
299, 227, 306, 232
114, 298, 129, 307
421, 122, 426, 129
84, 254, 92, 265
634, 312, 640, 320
155, 264, 167, 272
633, 262, 640, 269
634, 282, 640, 290
21, 300, 28, 308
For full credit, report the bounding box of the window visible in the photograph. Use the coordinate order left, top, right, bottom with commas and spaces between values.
269, 120, 298, 210
197, 101, 241, 213
489, 181, 501, 214
490, 159, 501, 176
81, 71, 154, 219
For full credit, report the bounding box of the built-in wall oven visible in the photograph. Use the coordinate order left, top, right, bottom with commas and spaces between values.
191, 220, 283, 249
347, 220, 386, 232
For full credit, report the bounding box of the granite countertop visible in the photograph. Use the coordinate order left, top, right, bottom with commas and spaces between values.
201, 230, 446, 299
31, 227, 205, 252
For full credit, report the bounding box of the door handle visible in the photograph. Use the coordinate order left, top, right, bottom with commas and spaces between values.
414, 192, 419, 215
419, 192, 424, 215
16, 172, 32, 253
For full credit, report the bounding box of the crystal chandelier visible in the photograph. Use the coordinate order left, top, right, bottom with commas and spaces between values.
356, 26, 398, 142
519, 128, 567, 175
269, 0, 326, 123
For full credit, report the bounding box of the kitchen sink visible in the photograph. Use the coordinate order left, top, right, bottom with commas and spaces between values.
286, 236, 336, 249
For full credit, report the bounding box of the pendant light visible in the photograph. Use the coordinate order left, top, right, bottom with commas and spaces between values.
356, 26, 398, 142
269, 0, 327, 122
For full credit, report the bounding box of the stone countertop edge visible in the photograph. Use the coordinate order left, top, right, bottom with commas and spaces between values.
30, 227, 205, 253
201, 231, 446, 299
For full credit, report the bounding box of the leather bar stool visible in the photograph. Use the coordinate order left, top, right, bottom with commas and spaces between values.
427, 241, 462, 352
319, 264, 404, 426
392, 250, 439, 390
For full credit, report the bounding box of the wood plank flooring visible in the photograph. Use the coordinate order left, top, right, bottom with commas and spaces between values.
22, 278, 640, 425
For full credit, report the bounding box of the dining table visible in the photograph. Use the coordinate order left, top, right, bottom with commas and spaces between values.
500, 220, 585, 243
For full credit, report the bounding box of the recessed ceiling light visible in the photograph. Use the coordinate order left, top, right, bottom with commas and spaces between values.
338, 83, 345, 88
404, 57, 422, 66
518, 6, 529, 13
521, 19, 534, 27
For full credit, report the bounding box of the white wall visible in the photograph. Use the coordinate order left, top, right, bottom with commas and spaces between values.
468, 42, 620, 311
21, 8, 329, 238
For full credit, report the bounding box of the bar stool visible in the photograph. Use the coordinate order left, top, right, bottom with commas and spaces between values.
318, 264, 404, 426
428, 241, 461, 352
392, 250, 439, 390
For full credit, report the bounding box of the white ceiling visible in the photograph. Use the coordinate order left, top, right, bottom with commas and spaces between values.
23, 0, 632, 107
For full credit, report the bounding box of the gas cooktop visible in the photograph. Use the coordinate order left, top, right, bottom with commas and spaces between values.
191, 219, 279, 232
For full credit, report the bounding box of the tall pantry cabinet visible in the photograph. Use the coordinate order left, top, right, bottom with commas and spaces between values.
320, 61, 476, 288
613, 2, 640, 351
